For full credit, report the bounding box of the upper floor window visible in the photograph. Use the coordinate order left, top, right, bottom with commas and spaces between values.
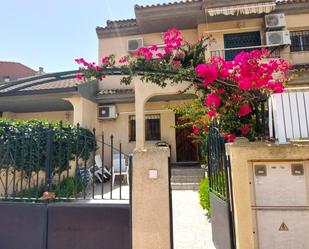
224, 31, 261, 61
290, 30, 309, 52
129, 114, 161, 142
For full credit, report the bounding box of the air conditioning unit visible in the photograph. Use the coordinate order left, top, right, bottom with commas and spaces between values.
127, 38, 144, 52
265, 13, 286, 29
266, 31, 291, 46
98, 105, 117, 119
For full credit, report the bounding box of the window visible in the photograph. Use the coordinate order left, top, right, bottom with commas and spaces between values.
224, 31, 261, 61
290, 30, 309, 52
129, 114, 161, 141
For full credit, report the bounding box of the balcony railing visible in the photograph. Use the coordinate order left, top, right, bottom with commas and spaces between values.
209, 44, 282, 60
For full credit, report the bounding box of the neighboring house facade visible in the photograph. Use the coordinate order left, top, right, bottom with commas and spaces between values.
1, 0, 309, 163
0, 61, 38, 83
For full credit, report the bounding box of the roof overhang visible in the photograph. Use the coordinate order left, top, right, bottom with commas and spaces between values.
96, 92, 196, 104
0, 92, 75, 113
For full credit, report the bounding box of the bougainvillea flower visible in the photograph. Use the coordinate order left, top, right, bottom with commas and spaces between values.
150, 45, 158, 51
237, 104, 252, 117
268, 81, 285, 94
135, 47, 153, 59
118, 57, 127, 64
192, 125, 199, 135
238, 78, 252, 90
225, 134, 236, 143
76, 73, 83, 80
240, 123, 251, 135
205, 93, 221, 108
101, 56, 109, 65
195, 64, 219, 86
208, 109, 216, 118
217, 88, 226, 94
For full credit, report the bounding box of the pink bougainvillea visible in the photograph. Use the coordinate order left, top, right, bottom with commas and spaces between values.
76, 73, 83, 80
237, 104, 252, 117
195, 64, 219, 86
240, 123, 251, 135
205, 93, 221, 108
76, 28, 291, 142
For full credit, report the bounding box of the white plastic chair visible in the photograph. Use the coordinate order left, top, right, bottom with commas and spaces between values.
94, 154, 111, 183
112, 153, 129, 186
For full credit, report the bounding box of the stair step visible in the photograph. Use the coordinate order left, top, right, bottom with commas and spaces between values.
171, 168, 205, 177
171, 175, 204, 183
171, 182, 200, 190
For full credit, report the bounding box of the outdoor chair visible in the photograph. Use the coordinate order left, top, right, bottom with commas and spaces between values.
112, 153, 129, 186
78, 166, 93, 193
94, 154, 111, 183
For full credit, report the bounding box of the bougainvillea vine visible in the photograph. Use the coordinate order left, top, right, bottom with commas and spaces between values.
75, 28, 291, 142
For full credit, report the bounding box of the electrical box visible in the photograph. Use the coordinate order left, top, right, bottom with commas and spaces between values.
250, 161, 309, 249
253, 210, 309, 249
252, 162, 308, 207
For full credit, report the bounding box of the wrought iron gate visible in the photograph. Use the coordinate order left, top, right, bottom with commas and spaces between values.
0, 123, 132, 249
207, 126, 236, 249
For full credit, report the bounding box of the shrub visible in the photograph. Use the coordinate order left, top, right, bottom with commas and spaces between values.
0, 119, 96, 176
15, 177, 83, 200
198, 178, 210, 216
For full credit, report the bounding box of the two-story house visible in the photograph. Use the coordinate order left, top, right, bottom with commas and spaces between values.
1, 0, 309, 162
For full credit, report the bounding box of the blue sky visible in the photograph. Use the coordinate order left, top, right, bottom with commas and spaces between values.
0, 0, 173, 73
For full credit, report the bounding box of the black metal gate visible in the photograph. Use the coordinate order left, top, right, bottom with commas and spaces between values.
207, 126, 236, 249
0, 123, 132, 249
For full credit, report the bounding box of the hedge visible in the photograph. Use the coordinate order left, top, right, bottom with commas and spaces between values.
0, 119, 96, 176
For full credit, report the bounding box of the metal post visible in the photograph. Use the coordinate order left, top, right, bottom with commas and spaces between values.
45, 126, 54, 195
92, 128, 96, 199
110, 135, 114, 199
101, 132, 104, 199
119, 142, 122, 200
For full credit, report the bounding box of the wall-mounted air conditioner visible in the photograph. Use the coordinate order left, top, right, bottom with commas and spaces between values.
127, 38, 144, 53
266, 31, 291, 46
265, 13, 286, 29
98, 105, 118, 119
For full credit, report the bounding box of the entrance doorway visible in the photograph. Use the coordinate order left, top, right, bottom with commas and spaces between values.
175, 115, 199, 163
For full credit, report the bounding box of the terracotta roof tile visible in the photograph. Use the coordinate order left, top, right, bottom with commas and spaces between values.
98, 89, 135, 95
97, 19, 138, 31
135, 0, 202, 9
276, 0, 309, 4
0, 61, 36, 81
21, 78, 79, 91
0, 71, 81, 94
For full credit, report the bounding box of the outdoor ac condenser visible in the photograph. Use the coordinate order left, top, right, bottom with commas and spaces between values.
266, 31, 291, 46
127, 38, 144, 53
265, 13, 286, 29
98, 105, 118, 119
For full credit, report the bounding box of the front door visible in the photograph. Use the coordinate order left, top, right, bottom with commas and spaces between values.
224, 31, 261, 61
175, 115, 199, 162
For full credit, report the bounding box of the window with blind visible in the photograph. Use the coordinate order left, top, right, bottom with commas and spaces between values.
129, 114, 161, 142
290, 30, 309, 52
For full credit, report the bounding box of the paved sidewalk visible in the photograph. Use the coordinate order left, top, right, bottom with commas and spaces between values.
172, 190, 216, 249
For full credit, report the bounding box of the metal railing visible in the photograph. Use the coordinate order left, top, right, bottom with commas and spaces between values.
209, 44, 281, 61
0, 124, 131, 203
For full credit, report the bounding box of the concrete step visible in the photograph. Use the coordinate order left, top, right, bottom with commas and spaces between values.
171, 182, 200, 190
171, 175, 204, 183
171, 167, 205, 177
